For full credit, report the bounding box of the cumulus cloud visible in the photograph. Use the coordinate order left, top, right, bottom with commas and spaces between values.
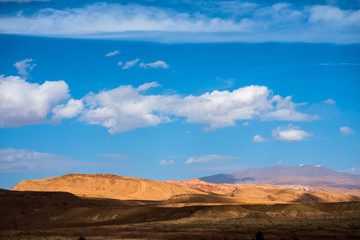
185, 154, 238, 164
122, 58, 139, 69
159, 159, 174, 165
139, 60, 169, 69
0, 148, 84, 172
340, 126, 354, 136
0, 73, 315, 133
322, 98, 336, 105
14, 58, 37, 79
78, 83, 316, 134
80, 83, 175, 134
105, 50, 119, 57
52, 99, 84, 121
252, 135, 268, 143
0, 75, 70, 127
0, 2, 359, 43
263, 96, 316, 121
272, 124, 312, 142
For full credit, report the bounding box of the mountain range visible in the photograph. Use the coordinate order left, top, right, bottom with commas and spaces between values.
199, 165, 360, 189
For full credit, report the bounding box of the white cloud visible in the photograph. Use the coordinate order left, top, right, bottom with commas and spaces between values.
117, 61, 123, 67
80, 83, 175, 134
52, 99, 84, 121
185, 154, 238, 164
0, 3, 359, 43
14, 58, 37, 79
322, 98, 336, 105
136, 81, 161, 92
122, 58, 139, 69
99, 153, 129, 160
0, 148, 84, 172
105, 50, 119, 57
78, 83, 316, 134
340, 126, 355, 136
276, 161, 282, 165
0, 75, 70, 127
159, 159, 174, 165
263, 96, 316, 121
252, 135, 268, 143
139, 60, 169, 69
243, 121, 249, 126
272, 124, 312, 142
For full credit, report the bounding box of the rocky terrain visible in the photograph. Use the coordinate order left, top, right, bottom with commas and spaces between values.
1, 173, 359, 240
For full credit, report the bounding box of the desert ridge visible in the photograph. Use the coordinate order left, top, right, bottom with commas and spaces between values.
12, 173, 204, 201
12, 173, 360, 204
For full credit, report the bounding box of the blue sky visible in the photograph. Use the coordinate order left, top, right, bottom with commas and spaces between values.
0, 0, 359, 189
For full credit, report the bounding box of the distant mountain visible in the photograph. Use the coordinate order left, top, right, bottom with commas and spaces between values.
199, 165, 360, 189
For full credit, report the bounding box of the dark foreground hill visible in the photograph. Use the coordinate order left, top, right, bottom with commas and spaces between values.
1, 188, 360, 240
200, 165, 360, 189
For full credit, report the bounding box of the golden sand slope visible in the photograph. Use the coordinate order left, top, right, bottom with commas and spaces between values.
12, 174, 360, 203
12, 174, 204, 201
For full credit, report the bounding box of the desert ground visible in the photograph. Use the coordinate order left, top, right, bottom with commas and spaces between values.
1, 174, 360, 240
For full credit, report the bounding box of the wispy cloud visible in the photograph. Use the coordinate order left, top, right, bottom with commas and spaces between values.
252, 135, 268, 143
0, 2, 359, 43
122, 58, 139, 69
185, 154, 238, 164
272, 124, 312, 142
99, 153, 129, 160
105, 50, 119, 57
159, 159, 174, 165
319, 63, 360, 66
14, 58, 37, 79
339, 126, 355, 136
322, 98, 336, 105
0, 148, 85, 172
139, 60, 169, 69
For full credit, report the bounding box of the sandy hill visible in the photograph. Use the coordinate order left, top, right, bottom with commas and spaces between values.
12, 173, 205, 201
12, 174, 360, 204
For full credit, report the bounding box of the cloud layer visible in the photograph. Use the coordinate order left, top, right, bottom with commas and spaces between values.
0, 75, 317, 132
79, 83, 315, 133
0, 2, 359, 43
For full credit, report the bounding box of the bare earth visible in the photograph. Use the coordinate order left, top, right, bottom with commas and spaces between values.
1, 174, 360, 240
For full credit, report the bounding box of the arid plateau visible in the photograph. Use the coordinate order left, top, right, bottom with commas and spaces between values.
1, 170, 360, 240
